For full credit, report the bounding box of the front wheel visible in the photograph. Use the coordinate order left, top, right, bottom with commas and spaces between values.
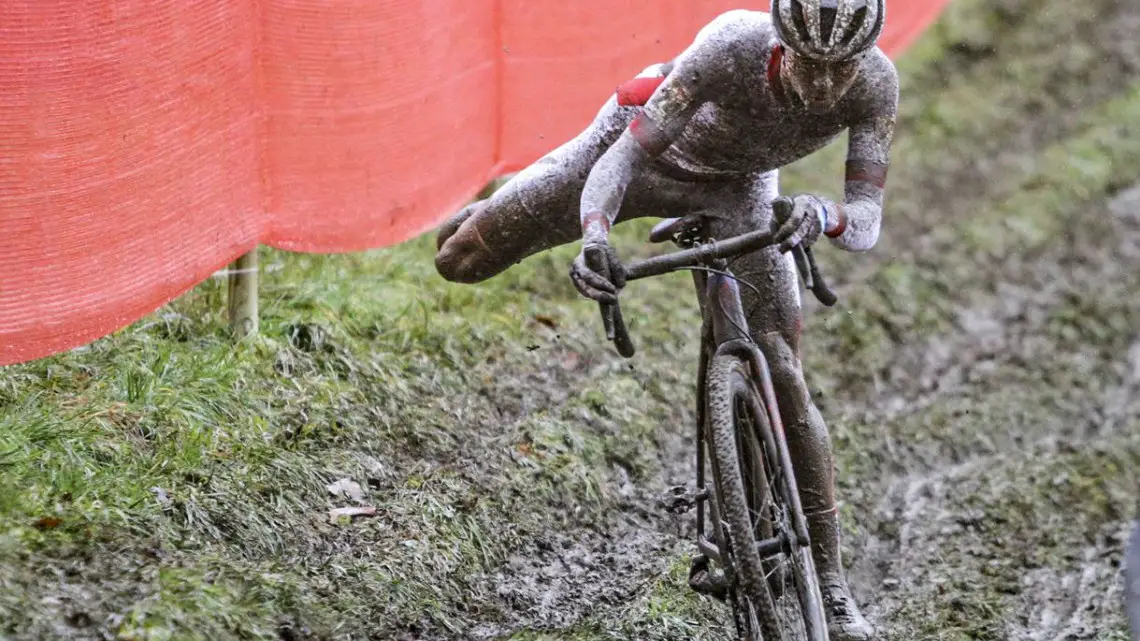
705, 354, 828, 641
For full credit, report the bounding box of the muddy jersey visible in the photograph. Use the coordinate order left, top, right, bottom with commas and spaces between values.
580, 9, 899, 252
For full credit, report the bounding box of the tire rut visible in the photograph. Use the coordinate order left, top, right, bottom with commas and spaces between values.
837, 186, 1140, 639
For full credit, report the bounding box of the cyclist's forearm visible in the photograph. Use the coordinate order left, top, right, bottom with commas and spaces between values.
819, 159, 888, 252
579, 133, 650, 238
822, 200, 880, 252
580, 24, 728, 239
578, 100, 704, 237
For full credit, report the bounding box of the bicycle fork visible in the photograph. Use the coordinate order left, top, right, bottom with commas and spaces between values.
698, 267, 812, 548
687, 267, 756, 600
693, 266, 750, 541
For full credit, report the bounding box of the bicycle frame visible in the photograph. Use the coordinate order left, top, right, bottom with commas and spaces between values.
687, 249, 812, 550
594, 206, 838, 550
592, 211, 837, 638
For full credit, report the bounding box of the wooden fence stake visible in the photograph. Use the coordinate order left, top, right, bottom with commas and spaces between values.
227, 249, 259, 338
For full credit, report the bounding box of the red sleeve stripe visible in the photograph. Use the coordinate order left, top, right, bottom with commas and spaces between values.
824, 204, 848, 239
616, 76, 666, 107
630, 113, 672, 156
845, 160, 889, 190
581, 210, 611, 234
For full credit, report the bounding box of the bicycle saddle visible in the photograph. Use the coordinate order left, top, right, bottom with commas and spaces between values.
649, 214, 704, 244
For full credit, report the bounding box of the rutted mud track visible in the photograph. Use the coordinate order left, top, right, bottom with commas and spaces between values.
843, 181, 1140, 640
466, 0, 1140, 638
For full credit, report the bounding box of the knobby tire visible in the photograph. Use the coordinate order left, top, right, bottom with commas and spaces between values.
706, 354, 827, 641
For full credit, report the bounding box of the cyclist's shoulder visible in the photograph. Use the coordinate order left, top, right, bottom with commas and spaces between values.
846, 48, 900, 121
689, 10, 775, 59
861, 47, 899, 83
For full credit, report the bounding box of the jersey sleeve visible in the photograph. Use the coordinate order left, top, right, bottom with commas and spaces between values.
825, 56, 898, 251
578, 13, 743, 235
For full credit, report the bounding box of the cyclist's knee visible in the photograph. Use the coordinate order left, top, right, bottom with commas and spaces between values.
435, 204, 499, 284
755, 330, 811, 404
435, 202, 479, 252
755, 330, 800, 374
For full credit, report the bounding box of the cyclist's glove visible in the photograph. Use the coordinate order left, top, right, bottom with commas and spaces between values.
772, 194, 829, 252
570, 235, 626, 305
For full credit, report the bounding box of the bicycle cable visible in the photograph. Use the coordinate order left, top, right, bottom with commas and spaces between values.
664, 265, 764, 345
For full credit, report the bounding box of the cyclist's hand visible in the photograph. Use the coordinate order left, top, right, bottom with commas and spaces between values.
570, 236, 626, 304
772, 195, 826, 253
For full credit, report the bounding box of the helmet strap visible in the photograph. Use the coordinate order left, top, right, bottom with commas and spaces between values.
767, 44, 789, 105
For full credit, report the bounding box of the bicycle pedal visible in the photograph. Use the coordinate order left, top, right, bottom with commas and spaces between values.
688, 554, 729, 602
657, 485, 709, 514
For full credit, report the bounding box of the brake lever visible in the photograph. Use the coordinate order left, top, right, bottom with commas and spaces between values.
585, 246, 636, 358
608, 300, 636, 358
803, 246, 838, 307
791, 246, 814, 290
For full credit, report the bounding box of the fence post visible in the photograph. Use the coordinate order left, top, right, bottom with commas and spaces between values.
227, 249, 259, 338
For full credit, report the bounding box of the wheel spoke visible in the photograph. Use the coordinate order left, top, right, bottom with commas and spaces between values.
700, 354, 828, 640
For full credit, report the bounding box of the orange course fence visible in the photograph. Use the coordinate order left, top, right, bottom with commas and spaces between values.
0, 1, 950, 366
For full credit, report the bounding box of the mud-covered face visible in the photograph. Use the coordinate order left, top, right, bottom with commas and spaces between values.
781, 49, 862, 114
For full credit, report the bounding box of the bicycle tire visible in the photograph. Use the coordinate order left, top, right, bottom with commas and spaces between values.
706, 354, 827, 641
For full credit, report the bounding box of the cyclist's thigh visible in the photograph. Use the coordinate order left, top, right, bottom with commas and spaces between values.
705, 171, 804, 358
437, 65, 673, 283
736, 239, 812, 419
737, 248, 804, 360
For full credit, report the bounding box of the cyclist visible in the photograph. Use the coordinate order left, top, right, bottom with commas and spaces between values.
435, 3, 896, 638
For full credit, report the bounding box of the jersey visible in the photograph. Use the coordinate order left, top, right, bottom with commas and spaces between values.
579, 10, 899, 253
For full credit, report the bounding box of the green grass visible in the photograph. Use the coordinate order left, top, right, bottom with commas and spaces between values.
0, 225, 714, 639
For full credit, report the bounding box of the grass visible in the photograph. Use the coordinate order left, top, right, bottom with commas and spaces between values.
0, 223, 714, 639
3, 0, 1140, 638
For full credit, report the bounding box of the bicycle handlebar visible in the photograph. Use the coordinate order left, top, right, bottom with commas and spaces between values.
624, 228, 777, 282
598, 226, 837, 358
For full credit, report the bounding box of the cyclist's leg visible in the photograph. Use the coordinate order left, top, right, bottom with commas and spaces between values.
435, 64, 679, 283
711, 172, 874, 641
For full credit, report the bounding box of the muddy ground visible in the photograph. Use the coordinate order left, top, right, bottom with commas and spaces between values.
479, 0, 1140, 637
2, 0, 1140, 639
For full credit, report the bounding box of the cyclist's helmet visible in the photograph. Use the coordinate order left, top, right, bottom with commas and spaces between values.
772, 0, 886, 62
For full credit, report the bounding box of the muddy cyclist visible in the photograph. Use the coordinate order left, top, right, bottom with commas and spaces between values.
435, 2, 898, 638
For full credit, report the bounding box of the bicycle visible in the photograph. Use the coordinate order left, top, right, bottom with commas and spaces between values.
583, 197, 838, 640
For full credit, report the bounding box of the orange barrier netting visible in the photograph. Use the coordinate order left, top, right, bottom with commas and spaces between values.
0, 1, 950, 366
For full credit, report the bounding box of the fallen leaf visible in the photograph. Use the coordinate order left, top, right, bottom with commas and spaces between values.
34, 516, 62, 530
326, 478, 365, 503
328, 506, 377, 523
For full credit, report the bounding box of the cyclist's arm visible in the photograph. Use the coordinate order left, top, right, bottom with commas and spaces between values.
823, 64, 898, 252
579, 18, 738, 238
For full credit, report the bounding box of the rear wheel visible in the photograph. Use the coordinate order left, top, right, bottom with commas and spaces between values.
705, 354, 827, 641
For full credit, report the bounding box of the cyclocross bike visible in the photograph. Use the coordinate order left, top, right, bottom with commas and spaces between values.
584, 197, 838, 641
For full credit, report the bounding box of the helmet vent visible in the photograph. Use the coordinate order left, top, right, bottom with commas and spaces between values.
820, 7, 838, 43
790, 0, 811, 46
841, 6, 869, 47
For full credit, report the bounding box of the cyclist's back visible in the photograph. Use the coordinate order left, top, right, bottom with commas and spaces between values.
641, 11, 895, 183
